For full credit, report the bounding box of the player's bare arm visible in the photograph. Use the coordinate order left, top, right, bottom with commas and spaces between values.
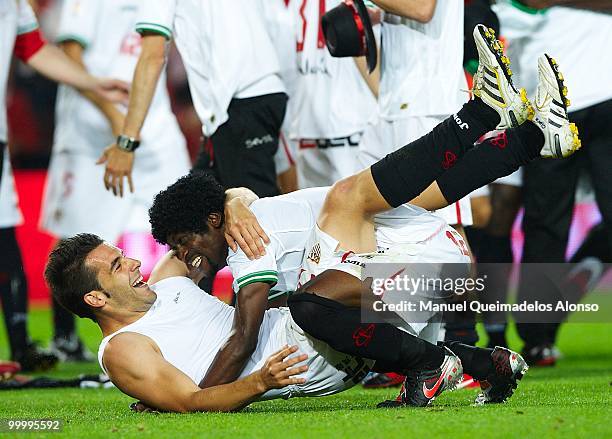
99, 33, 168, 198
25, 44, 129, 104
104, 333, 307, 413
199, 281, 272, 388
369, 0, 436, 22
59, 41, 125, 136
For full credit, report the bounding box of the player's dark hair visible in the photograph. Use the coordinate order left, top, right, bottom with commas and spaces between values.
44, 233, 104, 321
149, 171, 226, 245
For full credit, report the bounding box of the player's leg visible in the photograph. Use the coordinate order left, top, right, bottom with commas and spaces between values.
478, 180, 522, 348
209, 94, 287, 198
289, 275, 463, 407
318, 25, 542, 252
0, 227, 28, 361
289, 287, 445, 372
417, 53, 581, 210
0, 227, 58, 371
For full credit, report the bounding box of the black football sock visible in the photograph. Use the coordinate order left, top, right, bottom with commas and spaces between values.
439, 341, 493, 381
288, 293, 444, 372
437, 121, 544, 204
0, 228, 29, 358
371, 98, 501, 207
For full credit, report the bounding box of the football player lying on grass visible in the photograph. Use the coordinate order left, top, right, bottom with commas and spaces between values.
146, 24, 575, 407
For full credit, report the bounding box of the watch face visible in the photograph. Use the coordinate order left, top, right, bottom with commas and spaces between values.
118, 136, 139, 151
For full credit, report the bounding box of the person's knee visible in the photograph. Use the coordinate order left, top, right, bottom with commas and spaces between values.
325, 175, 361, 211
324, 171, 374, 215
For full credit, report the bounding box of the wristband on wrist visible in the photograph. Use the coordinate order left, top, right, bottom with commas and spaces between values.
116, 135, 140, 152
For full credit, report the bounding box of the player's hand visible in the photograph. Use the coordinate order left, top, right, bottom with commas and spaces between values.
255, 345, 308, 391
92, 77, 130, 105
224, 198, 270, 260
97, 144, 135, 197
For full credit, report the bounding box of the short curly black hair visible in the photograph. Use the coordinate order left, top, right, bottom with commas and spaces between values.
149, 172, 226, 245
45, 233, 104, 321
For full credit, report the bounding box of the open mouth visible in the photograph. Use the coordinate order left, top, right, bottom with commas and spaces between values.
190, 255, 202, 268
131, 274, 148, 288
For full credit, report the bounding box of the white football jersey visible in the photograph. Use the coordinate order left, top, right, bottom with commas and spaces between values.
228, 190, 321, 298
98, 276, 370, 399
262, 0, 299, 98
289, 0, 376, 139
135, 0, 285, 136
227, 187, 448, 297
98, 276, 287, 386
0, 0, 39, 143
53, 0, 184, 156
379, 0, 467, 119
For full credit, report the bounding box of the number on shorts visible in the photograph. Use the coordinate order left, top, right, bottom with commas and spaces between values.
446, 230, 470, 257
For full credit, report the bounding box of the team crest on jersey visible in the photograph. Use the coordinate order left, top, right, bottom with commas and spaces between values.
307, 243, 321, 265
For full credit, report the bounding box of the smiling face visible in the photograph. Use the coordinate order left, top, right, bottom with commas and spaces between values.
83, 243, 157, 315
168, 229, 229, 280
165, 211, 229, 279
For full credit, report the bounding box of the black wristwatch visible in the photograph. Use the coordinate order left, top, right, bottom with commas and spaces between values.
116, 135, 141, 152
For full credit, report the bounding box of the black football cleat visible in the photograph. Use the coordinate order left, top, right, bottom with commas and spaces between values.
12, 342, 59, 372
377, 348, 463, 408
475, 346, 529, 404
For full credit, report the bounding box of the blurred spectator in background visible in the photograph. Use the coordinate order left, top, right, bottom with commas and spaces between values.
104, 0, 287, 199
1, 0, 128, 370
491, 1, 612, 365
261, 0, 299, 194
517, 4, 612, 365
288, 0, 377, 189
39, 0, 190, 362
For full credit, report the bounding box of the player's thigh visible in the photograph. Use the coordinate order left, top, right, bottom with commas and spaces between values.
317, 174, 378, 253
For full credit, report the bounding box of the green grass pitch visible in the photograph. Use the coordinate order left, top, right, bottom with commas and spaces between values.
1, 307, 611, 438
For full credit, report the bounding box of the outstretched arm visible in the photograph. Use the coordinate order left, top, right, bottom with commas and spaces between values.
104, 333, 307, 413
58, 41, 125, 136
98, 33, 168, 197
199, 282, 272, 388
26, 44, 128, 102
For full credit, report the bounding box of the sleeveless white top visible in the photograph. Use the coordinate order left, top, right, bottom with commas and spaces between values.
98, 276, 289, 384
